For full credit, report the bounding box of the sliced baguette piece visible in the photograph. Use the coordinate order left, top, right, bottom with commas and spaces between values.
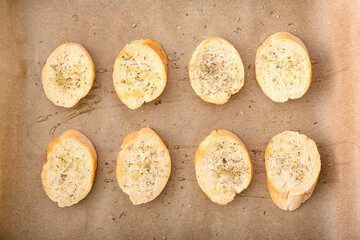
195, 130, 253, 205
113, 39, 168, 109
189, 37, 245, 104
42, 43, 95, 108
116, 128, 171, 204
265, 131, 321, 211
41, 130, 97, 207
255, 32, 312, 102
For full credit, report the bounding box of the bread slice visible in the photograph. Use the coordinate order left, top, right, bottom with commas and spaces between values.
189, 37, 245, 104
113, 39, 168, 109
42, 43, 95, 108
41, 130, 97, 207
194, 130, 253, 205
265, 131, 321, 211
116, 128, 171, 204
255, 32, 311, 102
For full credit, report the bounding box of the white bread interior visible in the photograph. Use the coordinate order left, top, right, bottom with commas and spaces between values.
195, 130, 253, 205
42, 43, 95, 108
113, 39, 168, 109
116, 128, 171, 205
189, 37, 245, 104
41, 130, 97, 207
255, 32, 311, 102
265, 131, 321, 211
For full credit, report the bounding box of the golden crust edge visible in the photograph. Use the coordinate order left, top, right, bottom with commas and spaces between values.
266, 175, 319, 211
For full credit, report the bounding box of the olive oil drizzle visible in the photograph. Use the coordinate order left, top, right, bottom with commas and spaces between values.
91, 81, 101, 90
49, 102, 94, 136
36, 115, 50, 123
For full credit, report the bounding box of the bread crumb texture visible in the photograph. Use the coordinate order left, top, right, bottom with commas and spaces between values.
189, 37, 244, 104
42, 43, 95, 108
113, 40, 167, 109
41, 131, 96, 207
195, 130, 252, 205
256, 32, 311, 102
266, 131, 321, 210
117, 128, 171, 205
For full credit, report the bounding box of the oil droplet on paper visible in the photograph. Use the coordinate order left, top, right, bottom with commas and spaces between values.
167, 54, 179, 62
49, 123, 61, 136
36, 115, 50, 122
72, 15, 79, 22
84, 94, 101, 104
73, 102, 93, 114
96, 67, 113, 73
92, 81, 101, 90
102, 165, 114, 174
311, 59, 319, 65
49, 103, 94, 136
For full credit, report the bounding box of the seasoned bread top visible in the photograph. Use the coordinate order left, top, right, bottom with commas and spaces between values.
189, 37, 245, 104
256, 32, 311, 102
42, 43, 95, 108
41, 130, 97, 207
113, 40, 168, 109
265, 131, 320, 195
195, 130, 253, 205
116, 128, 171, 204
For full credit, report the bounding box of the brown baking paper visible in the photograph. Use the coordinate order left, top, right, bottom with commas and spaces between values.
0, 0, 359, 239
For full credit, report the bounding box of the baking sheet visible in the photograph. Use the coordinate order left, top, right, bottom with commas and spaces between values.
0, 0, 359, 239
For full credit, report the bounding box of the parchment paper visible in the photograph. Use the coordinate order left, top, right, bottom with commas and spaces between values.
0, 0, 359, 239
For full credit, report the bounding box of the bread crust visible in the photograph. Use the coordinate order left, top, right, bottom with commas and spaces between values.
41, 130, 97, 207
255, 32, 312, 102
195, 129, 253, 205
189, 37, 244, 105
256, 32, 310, 58
113, 39, 167, 109
116, 127, 171, 204
265, 131, 320, 211
42, 43, 95, 108
266, 176, 318, 211
140, 40, 168, 72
